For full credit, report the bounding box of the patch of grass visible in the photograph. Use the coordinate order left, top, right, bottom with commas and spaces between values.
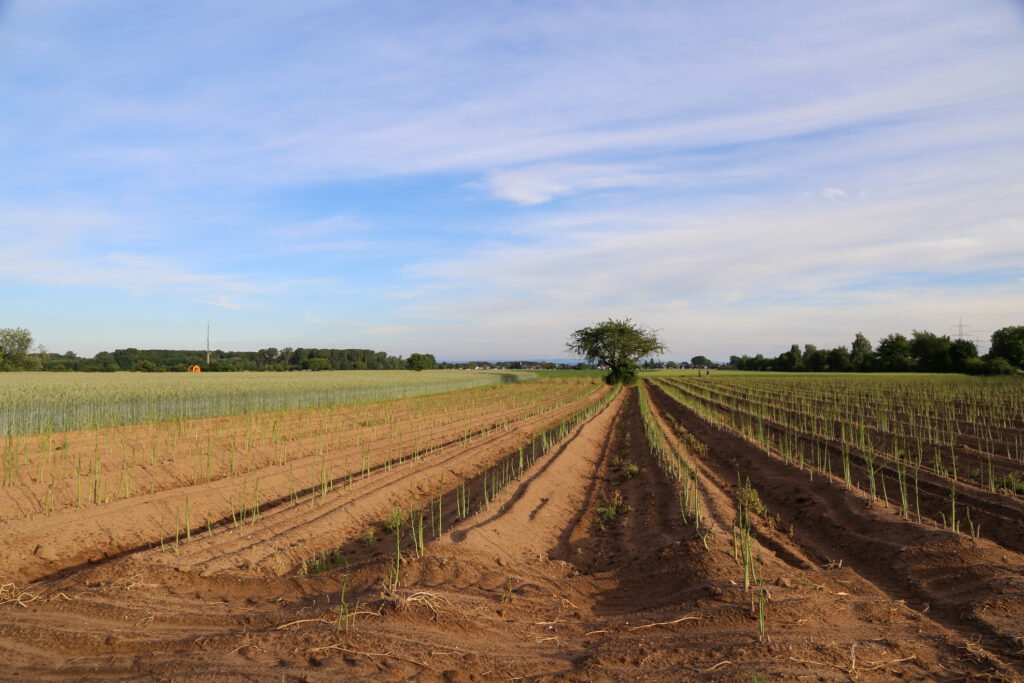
361, 529, 377, 550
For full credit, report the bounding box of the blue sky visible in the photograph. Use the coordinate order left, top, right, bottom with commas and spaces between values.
2, 1, 1022, 361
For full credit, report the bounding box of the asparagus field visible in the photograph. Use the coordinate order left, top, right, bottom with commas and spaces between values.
1, 371, 1022, 680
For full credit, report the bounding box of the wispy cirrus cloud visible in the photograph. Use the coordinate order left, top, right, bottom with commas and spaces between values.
1, 2, 1022, 357
4, 2, 1021, 187
821, 188, 852, 202
0, 205, 344, 312
202, 295, 251, 311
306, 317, 364, 326
485, 163, 669, 205
400, 181, 1024, 357
265, 214, 368, 240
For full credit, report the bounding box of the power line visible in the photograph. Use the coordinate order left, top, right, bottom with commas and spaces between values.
947, 318, 993, 352
950, 317, 971, 340
948, 318, 994, 353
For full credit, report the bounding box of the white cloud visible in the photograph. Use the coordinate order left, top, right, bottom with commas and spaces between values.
399, 183, 1024, 358
0, 204, 338, 305
306, 317, 364, 325
5, 3, 1023, 187
821, 187, 851, 201
2, 3, 1023, 358
266, 214, 367, 240
364, 325, 425, 337
0, 207, 125, 248
202, 295, 249, 311
255, 215, 375, 254
486, 163, 664, 205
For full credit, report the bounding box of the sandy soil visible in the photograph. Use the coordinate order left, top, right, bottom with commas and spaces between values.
664, 376, 1024, 489
0, 380, 603, 585
0, 383, 1021, 681
656, 377, 1024, 556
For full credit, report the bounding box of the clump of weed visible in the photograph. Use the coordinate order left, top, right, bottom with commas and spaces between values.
361, 529, 377, 550
995, 472, 1024, 494
574, 543, 609, 575
384, 507, 405, 534
501, 579, 517, 604
738, 479, 768, 517
596, 489, 625, 531
610, 458, 638, 480
300, 547, 347, 576
737, 478, 777, 530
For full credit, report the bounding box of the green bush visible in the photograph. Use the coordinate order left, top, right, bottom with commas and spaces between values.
132, 359, 158, 372
302, 357, 331, 371
985, 357, 1018, 376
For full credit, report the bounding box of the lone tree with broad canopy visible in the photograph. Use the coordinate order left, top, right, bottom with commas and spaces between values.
567, 318, 665, 385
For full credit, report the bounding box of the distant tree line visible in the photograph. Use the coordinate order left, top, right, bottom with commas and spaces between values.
728, 326, 1024, 375
0, 336, 433, 372
6, 323, 1022, 375
0, 330, 592, 372
638, 356, 722, 370
439, 360, 566, 370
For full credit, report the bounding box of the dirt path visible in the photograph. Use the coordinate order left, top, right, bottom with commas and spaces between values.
445, 386, 627, 565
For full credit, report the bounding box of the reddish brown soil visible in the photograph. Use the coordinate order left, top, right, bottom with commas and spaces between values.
1, 384, 1022, 681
